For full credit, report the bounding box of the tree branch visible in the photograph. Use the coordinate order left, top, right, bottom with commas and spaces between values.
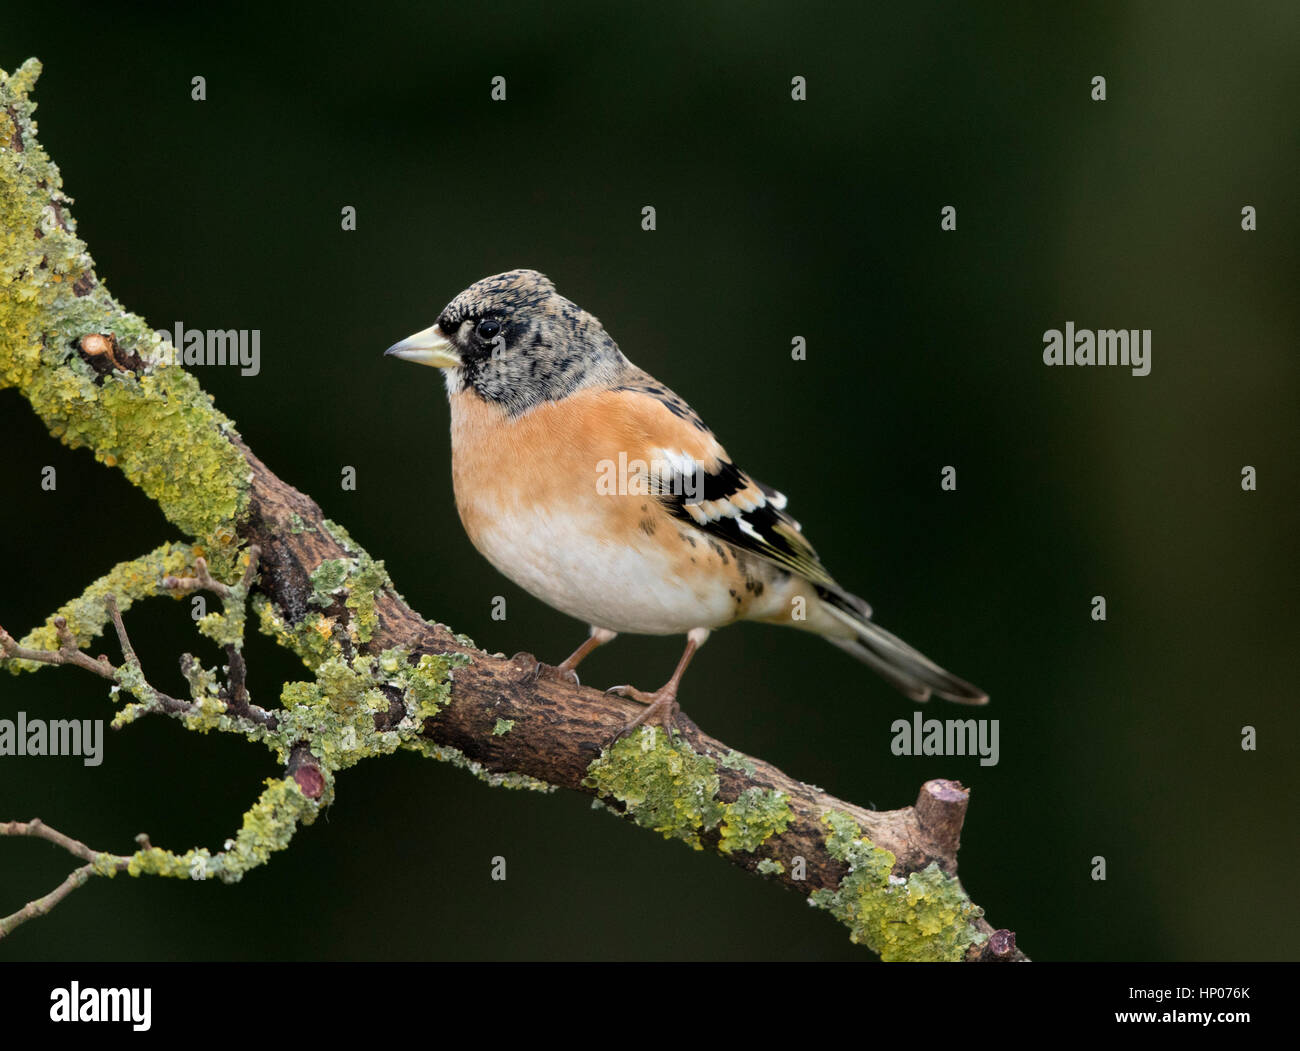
0, 59, 1024, 960
0, 819, 130, 939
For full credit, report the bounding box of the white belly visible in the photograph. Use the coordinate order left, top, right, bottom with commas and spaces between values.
467, 505, 740, 635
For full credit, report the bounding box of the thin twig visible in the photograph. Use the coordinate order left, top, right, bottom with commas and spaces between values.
0, 819, 131, 939
162, 555, 230, 598
220, 644, 277, 728
0, 863, 95, 938
0, 620, 115, 679
103, 593, 138, 668
162, 545, 260, 599
0, 817, 116, 863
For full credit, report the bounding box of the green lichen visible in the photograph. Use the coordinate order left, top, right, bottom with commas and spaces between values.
307, 553, 391, 643
7, 543, 196, 672
125, 778, 319, 883
756, 858, 785, 876
90, 852, 124, 878
178, 687, 231, 734
584, 729, 796, 855
262, 648, 465, 772
181, 659, 220, 701
343, 558, 389, 643
47, 367, 247, 565
114, 651, 223, 731
807, 811, 986, 962
195, 608, 243, 648
0, 60, 566, 911
718, 787, 793, 854
583, 727, 724, 849
190, 544, 259, 650
213, 777, 321, 877
268, 664, 397, 775
492, 718, 515, 736
229, 604, 464, 772
403, 651, 462, 721
2, 60, 247, 568
111, 660, 151, 706
405, 739, 555, 792
309, 559, 351, 596
320, 518, 360, 554
6, 541, 257, 677
316, 655, 371, 711
719, 750, 757, 775
253, 595, 338, 671
93, 630, 469, 885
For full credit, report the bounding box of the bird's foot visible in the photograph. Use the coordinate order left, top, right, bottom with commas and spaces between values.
606, 684, 681, 741
510, 652, 580, 686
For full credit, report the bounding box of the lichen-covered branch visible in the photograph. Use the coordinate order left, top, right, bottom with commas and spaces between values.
0, 59, 1024, 960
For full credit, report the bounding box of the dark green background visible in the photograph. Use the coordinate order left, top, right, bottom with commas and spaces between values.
2, 2, 1296, 961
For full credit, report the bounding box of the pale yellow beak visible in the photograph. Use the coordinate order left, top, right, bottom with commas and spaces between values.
383, 323, 462, 368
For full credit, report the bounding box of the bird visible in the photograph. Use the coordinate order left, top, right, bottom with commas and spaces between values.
384, 269, 987, 734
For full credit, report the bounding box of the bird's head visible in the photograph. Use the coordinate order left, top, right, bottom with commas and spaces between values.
384, 268, 627, 415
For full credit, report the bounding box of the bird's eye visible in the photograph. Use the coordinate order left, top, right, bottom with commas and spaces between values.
475, 319, 502, 341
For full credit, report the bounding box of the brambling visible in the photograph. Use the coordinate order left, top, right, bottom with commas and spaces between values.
385, 269, 987, 732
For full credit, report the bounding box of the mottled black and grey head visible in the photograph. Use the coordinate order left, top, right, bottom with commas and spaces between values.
384, 269, 629, 415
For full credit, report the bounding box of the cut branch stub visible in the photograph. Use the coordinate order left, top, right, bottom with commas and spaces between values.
914, 778, 970, 866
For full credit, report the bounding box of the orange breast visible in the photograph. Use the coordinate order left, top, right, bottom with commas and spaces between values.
444, 388, 779, 631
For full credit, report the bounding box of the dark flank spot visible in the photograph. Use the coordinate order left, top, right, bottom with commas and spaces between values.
728, 589, 737, 598
638, 517, 657, 536
708, 540, 729, 564
690, 557, 697, 564
744, 578, 765, 596
678, 532, 697, 547
641, 504, 649, 513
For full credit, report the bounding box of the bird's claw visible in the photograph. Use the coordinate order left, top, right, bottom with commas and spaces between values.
539, 663, 580, 686
606, 686, 682, 742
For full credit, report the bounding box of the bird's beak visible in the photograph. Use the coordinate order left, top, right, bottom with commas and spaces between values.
383, 323, 462, 368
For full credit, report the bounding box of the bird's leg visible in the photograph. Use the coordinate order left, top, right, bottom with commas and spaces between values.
518, 626, 617, 685
607, 628, 710, 739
